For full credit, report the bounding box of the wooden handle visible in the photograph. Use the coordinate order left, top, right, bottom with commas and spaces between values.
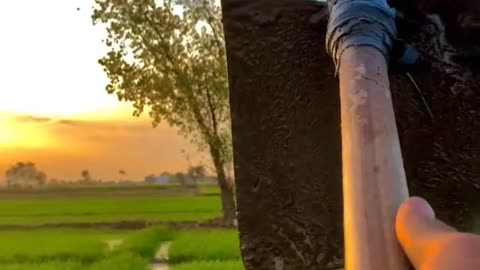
338, 46, 411, 270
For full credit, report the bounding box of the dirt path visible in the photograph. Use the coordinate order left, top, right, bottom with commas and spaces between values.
151, 242, 171, 270
151, 262, 169, 270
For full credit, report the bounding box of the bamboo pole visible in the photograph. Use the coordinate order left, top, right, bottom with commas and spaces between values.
338, 46, 411, 270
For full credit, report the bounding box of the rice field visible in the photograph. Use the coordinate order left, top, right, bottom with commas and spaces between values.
0, 185, 243, 270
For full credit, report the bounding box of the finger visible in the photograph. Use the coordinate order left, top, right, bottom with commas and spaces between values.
395, 197, 456, 268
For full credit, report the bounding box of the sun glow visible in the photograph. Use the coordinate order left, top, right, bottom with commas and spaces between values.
0, 0, 138, 149
0, 115, 51, 149
0, 0, 199, 181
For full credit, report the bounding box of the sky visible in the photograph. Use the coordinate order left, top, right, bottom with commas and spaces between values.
0, 0, 202, 181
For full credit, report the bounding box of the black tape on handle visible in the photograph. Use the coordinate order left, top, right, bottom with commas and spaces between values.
326, 0, 397, 74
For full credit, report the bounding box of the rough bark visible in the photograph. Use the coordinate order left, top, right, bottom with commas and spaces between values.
221, 0, 480, 269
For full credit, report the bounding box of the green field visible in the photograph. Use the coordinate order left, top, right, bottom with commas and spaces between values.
0, 185, 244, 270
0, 227, 242, 270
0, 229, 127, 263
173, 260, 244, 270
169, 230, 241, 263
2, 254, 151, 270
0, 227, 169, 269
0, 185, 198, 200
0, 196, 221, 225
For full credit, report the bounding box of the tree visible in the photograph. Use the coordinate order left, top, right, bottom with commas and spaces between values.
187, 165, 206, 186
144, 174, 156, 183
92, 0, 236, 224
188, 165, 206, 178
5, 162, 47, 189
80, 169, 92, 183
175, 172, 187, 187
118, 169, 126, 182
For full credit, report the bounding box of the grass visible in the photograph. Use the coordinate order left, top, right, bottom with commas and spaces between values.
198, 187, 221, 196
2, 260, 83, 270
0, 227, 173, 269
172, 260, 244, 270
0, 229, 127, 263
0, 196, 221, 225
118, 227, 175, 258
2, 254, 150, 270
0, 185, 193, 200
0, 186, 244, 270
88, 253, 149, 270
0, 227, 243, 270
169, 230, 241, 263
168, 229, 244, 270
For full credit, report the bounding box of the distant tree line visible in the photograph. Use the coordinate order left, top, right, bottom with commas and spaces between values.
2, 162, 214, 189
144, 165, 216, 187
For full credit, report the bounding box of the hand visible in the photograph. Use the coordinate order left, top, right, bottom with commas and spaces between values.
396, 197, 480, 270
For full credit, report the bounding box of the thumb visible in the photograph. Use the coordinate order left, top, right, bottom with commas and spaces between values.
395, 197, 456, 269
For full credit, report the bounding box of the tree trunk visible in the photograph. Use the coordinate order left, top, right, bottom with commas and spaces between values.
221, 0, 480, 269
209, 143, 237, 226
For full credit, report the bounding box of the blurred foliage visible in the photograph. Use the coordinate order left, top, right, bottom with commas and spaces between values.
5, 162, 47, 188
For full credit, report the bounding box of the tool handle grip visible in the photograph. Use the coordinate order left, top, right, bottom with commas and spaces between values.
338, 46, 411, 270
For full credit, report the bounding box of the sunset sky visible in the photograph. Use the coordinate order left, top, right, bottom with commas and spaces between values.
0, 0, 202, 181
